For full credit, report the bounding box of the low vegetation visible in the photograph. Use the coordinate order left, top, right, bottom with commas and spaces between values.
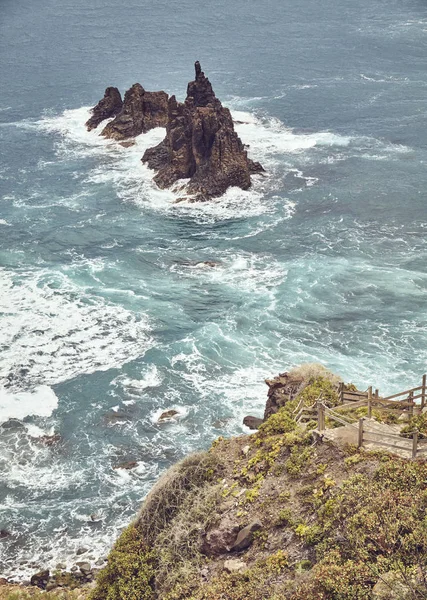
9, 367, 426, 599
86, 368, 427, 598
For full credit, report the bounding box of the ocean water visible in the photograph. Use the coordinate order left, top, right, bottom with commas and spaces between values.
1, 0, 427, 579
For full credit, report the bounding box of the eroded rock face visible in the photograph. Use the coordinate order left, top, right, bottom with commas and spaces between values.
142, 61, 264, 201
85, 87, 123, 131
101, 83, 169, 140
264, 372, 307, 421
201, 514, 240, 556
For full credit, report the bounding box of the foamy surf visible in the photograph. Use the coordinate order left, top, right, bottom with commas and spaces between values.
0, 266, 154, 389
0, 385, 58, 424
17, 104, 358, 224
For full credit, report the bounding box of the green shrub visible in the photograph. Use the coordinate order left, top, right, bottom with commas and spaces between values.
285, 446, 313, 477
90, 524, 156, 600
257, 407, 297, 436
401, 413, 427, 438
298, 376, 340, 408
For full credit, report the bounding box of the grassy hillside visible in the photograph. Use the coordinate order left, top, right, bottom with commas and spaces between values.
87, 372, 427, 600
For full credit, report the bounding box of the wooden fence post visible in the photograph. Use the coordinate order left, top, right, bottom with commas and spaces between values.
409, 391, 414, 419
338, 382, 344, 404
367, 386, 372, 419
358, 418, 364, 448
412, 429, 418, 460
422, 374, 426, 410
317, 403, 325, 432
375, 389, 379, 400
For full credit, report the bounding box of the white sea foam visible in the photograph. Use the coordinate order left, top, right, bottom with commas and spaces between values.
0, 219, 11, 226
170, 250, 287, 294
0, 266, 153, 391
111, 365, 162, 398
21, 105, 355, 224
0, 385, 58, 424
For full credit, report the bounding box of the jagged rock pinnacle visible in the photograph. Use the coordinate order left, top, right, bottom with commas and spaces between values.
142, 62, 264, 201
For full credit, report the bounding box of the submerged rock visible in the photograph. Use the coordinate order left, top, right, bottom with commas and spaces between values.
158, 409, 179, 422
0, 529, 11, 539
85, 87, 123, 131
113, 460, 138, 470
37, 433, 61, 446
142, 61, 264, 201
101, 83, 169, 140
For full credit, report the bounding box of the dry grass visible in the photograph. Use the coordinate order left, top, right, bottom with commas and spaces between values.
289, 363, 342, 386
155, 482, 222, 594
136, 451, 220, 544
0, 586, 87, 600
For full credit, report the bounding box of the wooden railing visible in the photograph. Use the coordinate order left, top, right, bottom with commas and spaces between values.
338, 374, 427, 411
315, 375, 427, 459
358, 419, 427, 459
293, 394, 318, 423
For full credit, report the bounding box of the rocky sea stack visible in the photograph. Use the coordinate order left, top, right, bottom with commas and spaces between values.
86, 84, 169, 139
85, 87, 123, 131
101, 84, 169, 140
142, 61, 264, 201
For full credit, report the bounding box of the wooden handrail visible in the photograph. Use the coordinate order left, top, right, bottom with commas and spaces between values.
381, 386, 423, 402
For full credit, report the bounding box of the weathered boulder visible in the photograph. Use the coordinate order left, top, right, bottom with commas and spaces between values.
76, 562, 92, 577
223, 559, 247, 573
201, 514, 240, 556
30, 570, 50, 589
142, 61, 264, 201
243, 415, 263, 430
86, 87, 123, 131
230, 520, 262, 552
101, 83, 168, 140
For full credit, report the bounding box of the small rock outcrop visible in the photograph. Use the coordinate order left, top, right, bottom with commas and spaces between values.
242, 415, 263, 430
101, 83, 169, 140
30, 570, 50, 589
142, 61, 264, 201
158, 409, 179, 422
243, 371, 308, 429
230, 520, 262, 552
201, 514, 240, 556
263, 372, 307, 420
85, 87, 123, 131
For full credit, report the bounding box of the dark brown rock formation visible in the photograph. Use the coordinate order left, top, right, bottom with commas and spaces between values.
85, 87, 123, 131
243, 371, 308, 428
263, 372, 307, 421
242, 415, 263, 430
142, 62, 264, 201
101, 83, 169, 140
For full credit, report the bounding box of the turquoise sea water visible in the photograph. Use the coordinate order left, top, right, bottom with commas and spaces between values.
1, 0, 427, 579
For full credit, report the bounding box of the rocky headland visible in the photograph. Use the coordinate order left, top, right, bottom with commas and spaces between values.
85, 62, 264, 201
6, 363, 427, 600
142, 61, 264, 201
